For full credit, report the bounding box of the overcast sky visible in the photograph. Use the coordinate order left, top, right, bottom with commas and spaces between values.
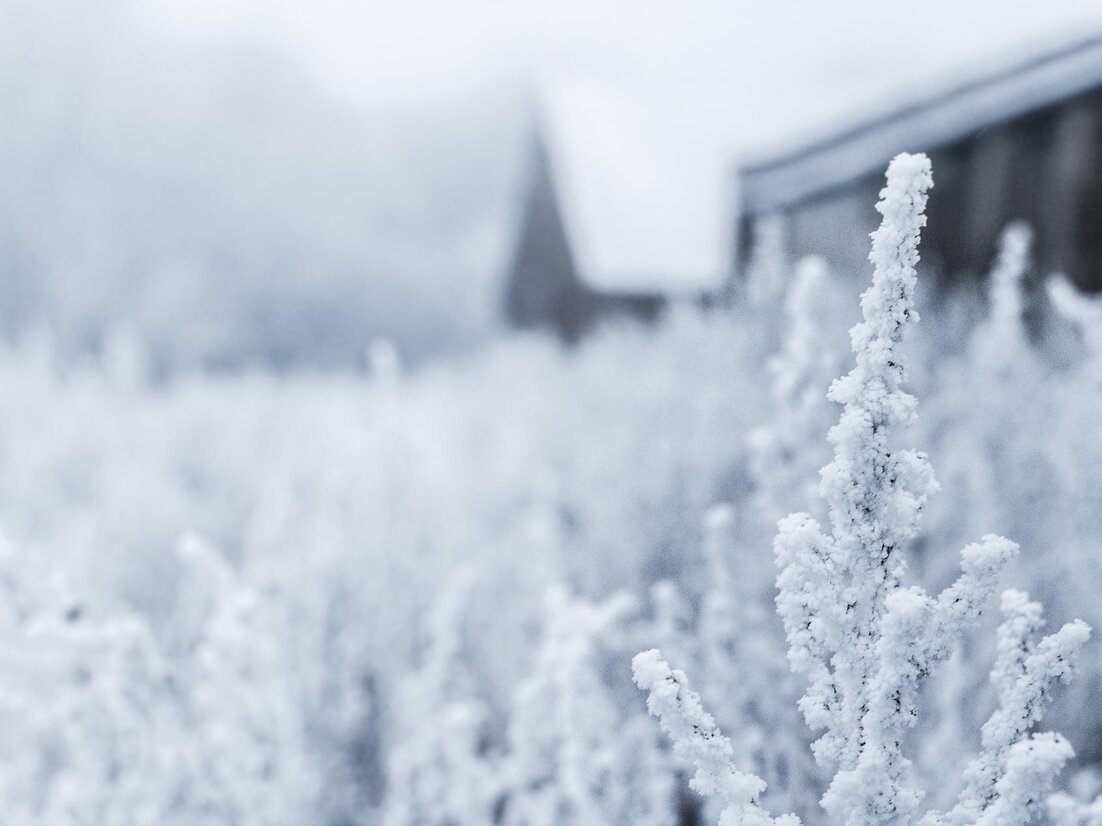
141, 1, 1102, 147
134, 1, 1102, 292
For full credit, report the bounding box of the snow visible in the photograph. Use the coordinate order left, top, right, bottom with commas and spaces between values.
6, 153, 1102, 819
13, 7, 1102, 822
538, 75, 728, 293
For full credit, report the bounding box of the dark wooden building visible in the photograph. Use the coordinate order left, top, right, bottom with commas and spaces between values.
503, 130, 668, 343
503, 131, 666, 343
734, 33, 1102, 294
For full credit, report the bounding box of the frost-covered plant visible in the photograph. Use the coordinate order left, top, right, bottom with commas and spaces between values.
1040, 275, 1102, 564
932, 590, 1089, 826
0, 297, 772, 824
918, 226, 1102, 758
502, 586, 676, 826
974, 222, 1035, 371
1050, 790, 1102, 826
169, 534, 318, 826
635, 154, 1090, 826
0, 534, 184, 824
1048, 275, 1102, 361
775, 152, 947, 822
923, 223, 1053, 557
648, 577, 696, 673
633, 649, 799, 826
367, 337, 403, 384
382, 570, 499, 826
0, 527, 319, 825
697, 504, 819, 820
744, 214, 791, 317
749, 255, 847, 525
697, 504, 759, 760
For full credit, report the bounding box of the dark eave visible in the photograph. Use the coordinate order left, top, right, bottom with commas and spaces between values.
737, 30, 1102, 213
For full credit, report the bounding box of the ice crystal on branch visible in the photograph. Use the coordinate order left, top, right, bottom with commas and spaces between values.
934, 591, 1090, 826
638, 153, 1090, 826
750, 255, 846, 524
773, 153, 1087, 826
776, 153, 940, 790
632, 649, 800, 826
502, 587, 675, 826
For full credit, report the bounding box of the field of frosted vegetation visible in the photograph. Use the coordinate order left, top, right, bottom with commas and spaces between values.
7, 155, 1102, 826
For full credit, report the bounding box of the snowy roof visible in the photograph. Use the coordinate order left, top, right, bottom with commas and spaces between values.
535, 76, 728, 295
738, 31, 1102, 214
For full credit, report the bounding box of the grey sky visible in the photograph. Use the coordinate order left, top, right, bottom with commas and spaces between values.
141, 1, 1102, 147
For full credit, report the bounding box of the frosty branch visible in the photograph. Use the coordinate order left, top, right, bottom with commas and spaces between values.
635, 154, 1090, 826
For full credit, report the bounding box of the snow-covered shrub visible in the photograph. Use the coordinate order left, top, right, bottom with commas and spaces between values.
0, 298, 774, 824
937, 589, 1089, 826
500, 586, 678, 826
647, 577, 696, 673
749, 254, 849, 526
743, 214, 791, 321
635, 154, 1091, 826
0, 535, 183, 824
1048, 275, 1102, 360
633, 649, 800, 826
0, 527, 318, 825
917, 224, 1102, 761
11, 136, 1102, 824
168, 534, 318, 825
382, 569, 499, 826
922, 223, 1055, 560
1050, 788, 1102, 826
696, 504, 820, 821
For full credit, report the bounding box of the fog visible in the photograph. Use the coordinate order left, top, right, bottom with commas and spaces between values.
6, 4, 1102, 824
3, 0, 1099, 369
